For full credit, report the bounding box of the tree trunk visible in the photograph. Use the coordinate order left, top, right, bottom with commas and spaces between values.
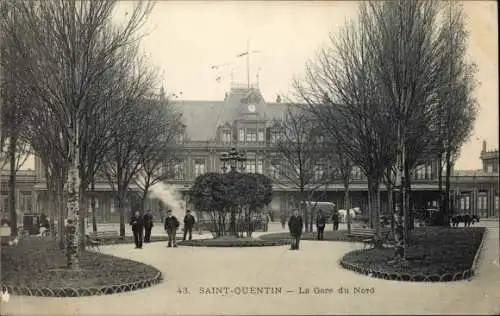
387, 180, 394, 233
444, 150, 452, 225
56, 176, 65, 249
118, 193, 126, 237
300, 188, 309, 232
368, 176, 382, 245
78, 185, 86, 251
437, 154, 444, 225
8, 135, 18, 237
91, 179, 97, 232
404, 161, 413, 232
344, 179, 351, 233
46, 174, 56, 239
367, 179, 373, 229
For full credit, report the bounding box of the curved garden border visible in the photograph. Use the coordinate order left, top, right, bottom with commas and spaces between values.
1, 271, 163, 297
338, 228, 488, 283
178, 237, 290, 247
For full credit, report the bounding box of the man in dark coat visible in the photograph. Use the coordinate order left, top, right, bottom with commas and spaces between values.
316, 210, 327, 240
332, 210, 340, 231
183, 210, 195, 241
164, 209, 180, 247
288, 209, 303, 250
143, 209, 154, 243
129, 210, 144, 249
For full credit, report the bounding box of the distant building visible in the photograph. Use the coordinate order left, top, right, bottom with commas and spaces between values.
1, 86, 498, 223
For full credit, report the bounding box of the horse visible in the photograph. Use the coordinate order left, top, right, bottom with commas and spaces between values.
337, 208, 359, 223
451, 214, 480, 227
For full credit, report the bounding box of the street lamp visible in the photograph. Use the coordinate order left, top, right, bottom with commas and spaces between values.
220, 147, 247, 173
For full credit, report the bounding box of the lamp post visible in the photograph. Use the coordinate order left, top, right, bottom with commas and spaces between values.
220, 147, 247, 173
220, 147, 247, 236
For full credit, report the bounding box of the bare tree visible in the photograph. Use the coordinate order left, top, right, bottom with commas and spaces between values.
132, 94, 185, 214
336, 146, 353, 233
2, 0, 155, 259
270, 106, 332, 232
103, 69, 162, 237
295, 12, 399, 243
437, 2, 479, 221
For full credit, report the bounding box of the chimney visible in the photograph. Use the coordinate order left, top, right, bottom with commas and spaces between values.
482, 140, 487, 152
276, 94, 281, 103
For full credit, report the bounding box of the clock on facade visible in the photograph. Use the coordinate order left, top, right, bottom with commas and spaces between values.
248, 104, 256, 113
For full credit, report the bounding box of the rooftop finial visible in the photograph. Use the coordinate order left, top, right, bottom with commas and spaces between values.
482, 140, 487, 152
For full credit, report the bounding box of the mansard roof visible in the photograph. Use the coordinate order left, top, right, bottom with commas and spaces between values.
171, 88, 290, 141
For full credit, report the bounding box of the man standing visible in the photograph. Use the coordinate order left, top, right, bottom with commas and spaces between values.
316, 210, 326, 240
164, 209, 180, 247
143, 209, 154, 243
183, 210, 195, 241
288, 209, 303, 250
332, 210, 340, 231
129, 211, 144, 249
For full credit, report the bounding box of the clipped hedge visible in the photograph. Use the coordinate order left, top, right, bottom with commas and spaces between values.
178, 237, 289, 247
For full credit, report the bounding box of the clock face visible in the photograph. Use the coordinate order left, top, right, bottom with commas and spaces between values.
248, 104, 256, 113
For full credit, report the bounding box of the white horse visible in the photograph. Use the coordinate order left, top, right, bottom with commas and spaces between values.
337, 207, 362, 223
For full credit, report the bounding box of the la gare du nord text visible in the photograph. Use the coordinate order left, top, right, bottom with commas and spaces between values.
198, 286, 376, 295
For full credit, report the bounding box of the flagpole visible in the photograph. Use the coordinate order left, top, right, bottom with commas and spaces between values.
247, 39, 250, 89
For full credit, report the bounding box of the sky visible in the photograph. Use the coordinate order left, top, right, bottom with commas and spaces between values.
21, 1, 499, 171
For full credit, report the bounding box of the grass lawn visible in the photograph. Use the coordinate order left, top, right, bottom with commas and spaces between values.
341, 227, 485, 277
179, 236, 289, 247
258, 230, 368, 243
1, 236, 161, 289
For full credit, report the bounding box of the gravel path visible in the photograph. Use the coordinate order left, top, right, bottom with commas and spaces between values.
2, 223, 499, 315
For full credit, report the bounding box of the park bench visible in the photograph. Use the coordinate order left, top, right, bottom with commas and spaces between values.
348, 227, 392, 249
86, 231, 119, 252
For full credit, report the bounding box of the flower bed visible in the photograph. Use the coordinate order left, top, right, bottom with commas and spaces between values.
178, 236, 289, 247
340, 227, 486, 282
1, 236, 163, 297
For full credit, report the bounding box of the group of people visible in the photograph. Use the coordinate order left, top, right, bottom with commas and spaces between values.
287, 209, 341, 250
129, 209, 196, 249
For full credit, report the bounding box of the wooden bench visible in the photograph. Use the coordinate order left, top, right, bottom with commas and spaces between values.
86, 231, 119, 252
348, 227, 392, 249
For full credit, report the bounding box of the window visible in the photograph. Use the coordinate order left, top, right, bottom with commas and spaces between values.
256, 160, 264, 174
351, 166, 362, 180
314, 165, 324, 181
270, 131, 280, 144
194, 159, 205, 177
426, 164, 432, 179
2, 196, 8, 213
246, 128, 257, 142
415, 165, 426, 180
487, 164, 493, 173
460, 195, 471, 211
270, 164, 280, 179
223, 131, 232, 143
495, 196, 499, 210
258, 129, 265, 142
239, 129, 245, 141
478, 194, 487, 210
20, 191, 32, 212
174, 161, 185, 180
247, 161, 256, 173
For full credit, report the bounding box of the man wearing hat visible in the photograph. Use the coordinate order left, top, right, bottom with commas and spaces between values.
164, 209, 180, 247
183, 209, 195, 241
